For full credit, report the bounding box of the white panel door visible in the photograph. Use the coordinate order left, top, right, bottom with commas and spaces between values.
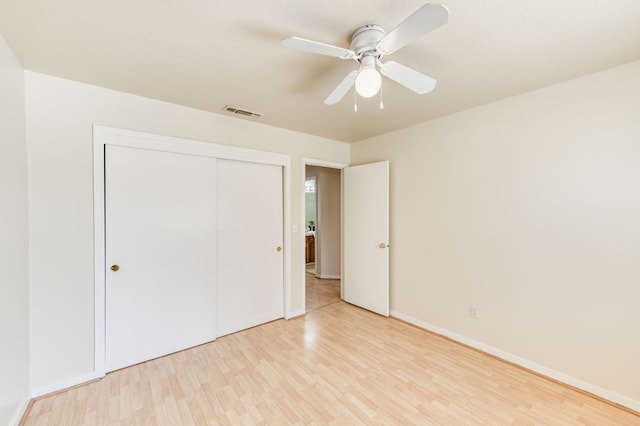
105, 145, 217, 372
343, 161, 390, 316
217, 159, 284, 337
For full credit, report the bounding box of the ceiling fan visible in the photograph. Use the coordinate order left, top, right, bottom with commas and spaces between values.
282, 3, 449, 109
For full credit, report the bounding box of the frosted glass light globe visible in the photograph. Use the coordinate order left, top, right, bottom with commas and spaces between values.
355, 67, 382, 98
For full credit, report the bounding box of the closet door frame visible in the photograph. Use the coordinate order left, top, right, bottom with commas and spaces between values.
93, 125, 291, 378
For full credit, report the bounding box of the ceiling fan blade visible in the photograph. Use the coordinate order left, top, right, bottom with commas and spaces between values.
324, 70, 358, 105
380, 61, 436, 94
377, 4, 449, 55
282, 37, 356, 59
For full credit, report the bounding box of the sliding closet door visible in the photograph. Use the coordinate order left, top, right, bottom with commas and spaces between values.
216, 159, 284, 336
105, 145, 217, 372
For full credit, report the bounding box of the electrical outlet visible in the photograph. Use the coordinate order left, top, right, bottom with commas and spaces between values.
469, 305, 479, 319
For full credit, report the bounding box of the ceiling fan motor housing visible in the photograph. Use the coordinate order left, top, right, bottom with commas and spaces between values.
350, 24, 386, 58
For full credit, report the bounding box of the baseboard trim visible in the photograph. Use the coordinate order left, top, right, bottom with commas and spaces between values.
30, 371, 101, 399
316, 274, 341, 280
287, 308, 306, 319
390, 310, 640, 414
9, 393, 31, 426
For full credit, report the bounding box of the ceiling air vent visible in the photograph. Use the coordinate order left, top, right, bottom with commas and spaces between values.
223, 105, 262, 118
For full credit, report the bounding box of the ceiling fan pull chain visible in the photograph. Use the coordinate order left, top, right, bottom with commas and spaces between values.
379, 85, 384, 110
354, 87, 358, 112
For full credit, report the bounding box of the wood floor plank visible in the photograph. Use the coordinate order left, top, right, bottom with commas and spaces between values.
22, 290, 639, 425
305, 273, 341, 313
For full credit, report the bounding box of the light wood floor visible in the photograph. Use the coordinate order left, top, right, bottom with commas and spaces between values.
23, 303, 639, 424
305, 272, 341, 312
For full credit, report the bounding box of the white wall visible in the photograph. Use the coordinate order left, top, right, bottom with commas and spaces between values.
25, 71, 349, 391
351, 60, 640, 407
0, 34, 30, 425
306, 166, 341, 278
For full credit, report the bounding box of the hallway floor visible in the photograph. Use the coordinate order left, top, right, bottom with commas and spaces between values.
305, 272, 340, 312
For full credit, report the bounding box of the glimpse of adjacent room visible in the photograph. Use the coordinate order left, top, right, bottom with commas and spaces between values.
305, 166, 341, 312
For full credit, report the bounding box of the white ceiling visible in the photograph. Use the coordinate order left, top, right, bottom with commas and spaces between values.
1, 0, 639, 142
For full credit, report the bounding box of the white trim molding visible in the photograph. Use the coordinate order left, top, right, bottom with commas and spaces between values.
93, 125, 292, 375
30, 371, 101, 399
288, 308, 306, 319
390, 310, 640, 413
316, 274, 341, 280
9, 394, 31, 426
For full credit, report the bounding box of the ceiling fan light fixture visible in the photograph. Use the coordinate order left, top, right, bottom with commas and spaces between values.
282, 3, 448, 106
355, 67, 381, 98
355, 55, 382, 98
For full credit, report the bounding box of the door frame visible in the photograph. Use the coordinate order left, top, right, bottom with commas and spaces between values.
300, 158, 348, 313
94, 125, 291, 377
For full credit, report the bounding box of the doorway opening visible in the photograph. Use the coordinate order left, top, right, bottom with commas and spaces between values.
304, 176, 317, 276
303, 161, 346, 312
